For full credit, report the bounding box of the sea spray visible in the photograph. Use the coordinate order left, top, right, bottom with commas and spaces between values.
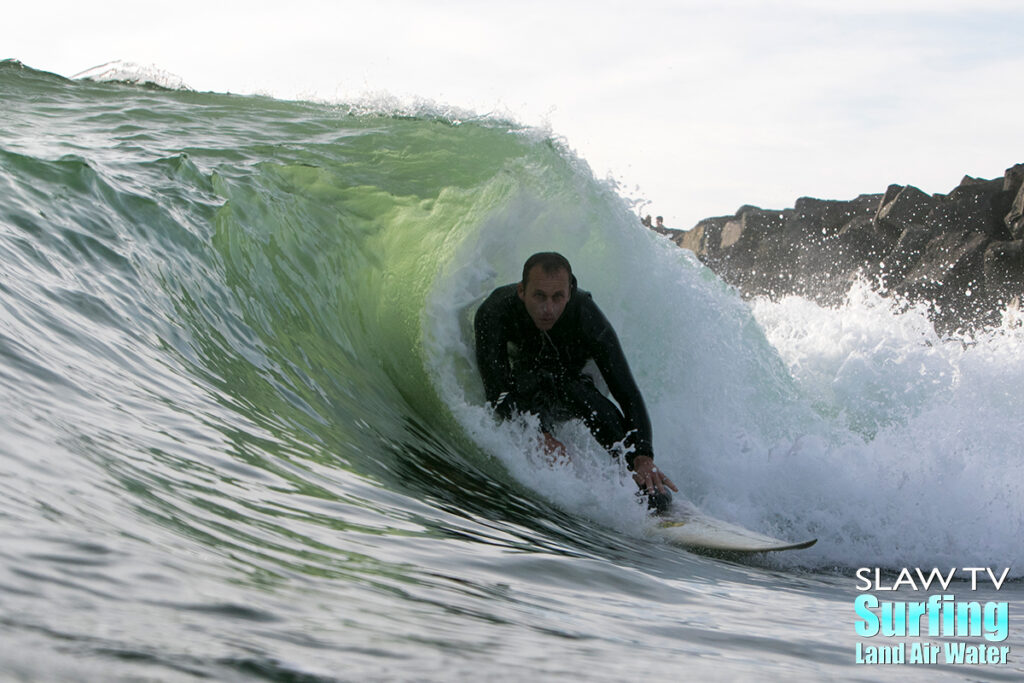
750, 280, 1024, 568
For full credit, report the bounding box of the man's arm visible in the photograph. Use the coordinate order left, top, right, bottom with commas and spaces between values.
584, 302, 654, 462
584, 301, 678, 494
474, 287, 515, 418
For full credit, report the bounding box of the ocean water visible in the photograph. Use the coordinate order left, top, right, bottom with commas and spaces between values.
1, 59, 1022, 681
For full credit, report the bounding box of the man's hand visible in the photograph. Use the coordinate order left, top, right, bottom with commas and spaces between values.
631, 455, 678, 494
541, 432, 568, 464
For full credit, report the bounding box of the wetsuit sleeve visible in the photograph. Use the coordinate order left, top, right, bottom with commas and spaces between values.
474, 288, 515, 419
583, 301, 655, 465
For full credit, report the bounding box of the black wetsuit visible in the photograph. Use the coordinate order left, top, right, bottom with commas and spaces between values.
473, 281, 654, 470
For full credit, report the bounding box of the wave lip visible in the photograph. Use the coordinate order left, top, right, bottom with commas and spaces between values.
72, 60, 192, 90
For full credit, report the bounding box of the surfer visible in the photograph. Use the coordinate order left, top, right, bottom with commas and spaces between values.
474, 252, 678, 511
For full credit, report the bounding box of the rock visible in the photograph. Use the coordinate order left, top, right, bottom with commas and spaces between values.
895, 230, 991, 326
1004, 164, 1024, 194
925, 177, 1011, 239
720, 207, 784, 255
673, 215, 730, 256
659, 162, 1024, 330
983, 240, 1024, 306
792, 196, 871, 237
729, 198, 883, 301
1004, 164, 1024, 239
875, 224, 935, 291
874, 185, 937, 240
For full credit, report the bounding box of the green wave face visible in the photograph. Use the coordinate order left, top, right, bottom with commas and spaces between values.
2, 59, 822, 554
0, 61, 801, 519
2, 61, 719, 542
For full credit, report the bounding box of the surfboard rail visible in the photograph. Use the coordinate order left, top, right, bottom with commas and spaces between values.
652, 508, 817, 554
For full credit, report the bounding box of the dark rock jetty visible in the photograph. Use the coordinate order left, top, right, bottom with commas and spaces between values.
656, 163, 1024, 330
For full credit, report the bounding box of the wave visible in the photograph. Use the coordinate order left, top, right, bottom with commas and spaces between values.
1, 59, 1021, 584
72, 60, 193, 90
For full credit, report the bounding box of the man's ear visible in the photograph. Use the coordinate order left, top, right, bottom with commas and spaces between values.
517, 281, 525, 300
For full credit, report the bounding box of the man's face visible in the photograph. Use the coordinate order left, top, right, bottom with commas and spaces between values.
517, 266, 571, 331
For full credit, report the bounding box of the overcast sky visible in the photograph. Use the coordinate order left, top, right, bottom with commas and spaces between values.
6, 1, 1024, 228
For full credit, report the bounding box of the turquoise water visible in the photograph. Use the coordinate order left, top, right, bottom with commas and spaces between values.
1, 60, 1022, 681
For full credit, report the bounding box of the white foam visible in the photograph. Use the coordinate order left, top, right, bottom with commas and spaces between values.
421, 143, 1024, 571
421, 157, 803, 540
72, 61, 191, 90
750, 281, 1024, 569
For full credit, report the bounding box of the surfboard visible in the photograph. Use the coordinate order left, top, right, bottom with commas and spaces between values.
651, 505, 816, 553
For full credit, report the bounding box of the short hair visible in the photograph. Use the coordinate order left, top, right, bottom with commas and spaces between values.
521, 252, 572, 287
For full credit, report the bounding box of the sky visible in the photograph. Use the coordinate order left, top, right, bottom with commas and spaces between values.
5, 0, 1024, 229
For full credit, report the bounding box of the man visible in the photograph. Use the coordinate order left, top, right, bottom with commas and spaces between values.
474, 252, 677, 509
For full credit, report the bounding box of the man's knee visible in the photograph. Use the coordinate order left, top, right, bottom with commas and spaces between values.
564, 380, 627, 449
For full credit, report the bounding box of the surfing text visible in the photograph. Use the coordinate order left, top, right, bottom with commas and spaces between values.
852, 567, 1012, 667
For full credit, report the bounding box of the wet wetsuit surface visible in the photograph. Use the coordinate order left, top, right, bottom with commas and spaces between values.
474, 282, 653, 467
